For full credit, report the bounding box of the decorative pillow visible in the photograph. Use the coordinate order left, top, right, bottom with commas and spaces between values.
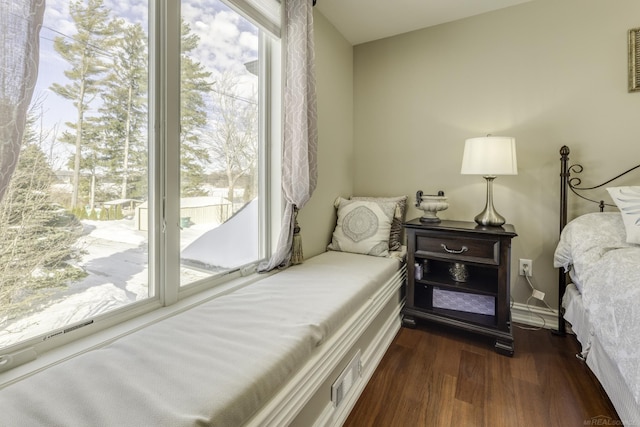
328, 198, 397, 257
349, 195, 408, 251
606, 186, 640, 244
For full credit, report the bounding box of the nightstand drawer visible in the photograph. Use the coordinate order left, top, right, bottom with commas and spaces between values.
415, 234, 500, 265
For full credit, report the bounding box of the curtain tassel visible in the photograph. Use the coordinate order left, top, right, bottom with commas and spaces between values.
291, 207, 304, 265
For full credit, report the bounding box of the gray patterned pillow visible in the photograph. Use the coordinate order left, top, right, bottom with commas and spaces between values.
328, 198, 396, 257
350, 195, 408, 251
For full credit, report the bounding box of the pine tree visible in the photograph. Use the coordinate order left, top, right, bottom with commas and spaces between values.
180, 20, 213, 197
50, 0, 119, 208
69, 117, 103, 212
98, 22, 148, 201
0, 113, 85, 319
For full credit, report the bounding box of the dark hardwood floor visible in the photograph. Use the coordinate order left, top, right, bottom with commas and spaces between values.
343, 323, 619, 427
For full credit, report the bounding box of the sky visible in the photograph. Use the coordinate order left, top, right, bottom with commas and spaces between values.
34, 0, 260, 167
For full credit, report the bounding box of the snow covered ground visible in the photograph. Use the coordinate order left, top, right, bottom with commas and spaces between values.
0, 219, 213, 347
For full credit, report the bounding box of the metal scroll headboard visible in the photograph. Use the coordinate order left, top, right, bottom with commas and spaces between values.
559, 145, 640, 228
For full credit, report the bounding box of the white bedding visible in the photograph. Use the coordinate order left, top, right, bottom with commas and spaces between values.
561, 283, 591, 354
563, 284, 640, 426
0, 251, 401, 427
554, 213, 640, 423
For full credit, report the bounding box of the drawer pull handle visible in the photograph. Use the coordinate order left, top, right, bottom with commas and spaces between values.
441, 244, 468, 254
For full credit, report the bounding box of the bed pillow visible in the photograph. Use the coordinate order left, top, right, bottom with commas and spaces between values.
350, 195, 408, 251
553, 212, 629, 292
607, 186, 640, 245
328, 198, 396, 257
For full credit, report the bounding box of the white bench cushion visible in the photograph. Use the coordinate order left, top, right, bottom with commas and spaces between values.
0, 251, 401, 427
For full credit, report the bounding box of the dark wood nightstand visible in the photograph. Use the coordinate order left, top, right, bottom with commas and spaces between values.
402, 219, 517, 356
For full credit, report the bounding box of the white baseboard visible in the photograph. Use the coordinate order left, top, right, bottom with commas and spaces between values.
511, 302, 558, 330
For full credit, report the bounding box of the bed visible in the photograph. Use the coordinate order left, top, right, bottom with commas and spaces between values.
553, 145, 640, 426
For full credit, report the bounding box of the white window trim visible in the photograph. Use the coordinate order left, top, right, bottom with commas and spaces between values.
159, 0, 181, 306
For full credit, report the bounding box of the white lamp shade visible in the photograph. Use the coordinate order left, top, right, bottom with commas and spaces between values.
460, 136, 518, 176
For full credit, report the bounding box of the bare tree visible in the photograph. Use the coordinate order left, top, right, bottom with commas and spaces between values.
208, 72, 258, 207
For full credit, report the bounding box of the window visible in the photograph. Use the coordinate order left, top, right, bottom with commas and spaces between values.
0, 0, 280, 368
179, 0, 264, 286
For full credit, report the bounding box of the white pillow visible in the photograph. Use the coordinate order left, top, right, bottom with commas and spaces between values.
327, 198, 396, 257
607, 186, 640, 244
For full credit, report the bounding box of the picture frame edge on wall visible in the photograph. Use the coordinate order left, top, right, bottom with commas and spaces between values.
628, 27, 640, 93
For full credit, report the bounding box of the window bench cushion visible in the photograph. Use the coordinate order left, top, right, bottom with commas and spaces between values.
0, 251, 402, 427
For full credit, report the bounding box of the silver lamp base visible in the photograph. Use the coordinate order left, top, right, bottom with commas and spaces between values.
474, 176, 506, 227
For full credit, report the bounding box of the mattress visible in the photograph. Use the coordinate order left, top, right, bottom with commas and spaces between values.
0, 251, 401, 427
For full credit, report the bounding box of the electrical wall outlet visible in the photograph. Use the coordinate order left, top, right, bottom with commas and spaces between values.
519, 259, 533, 276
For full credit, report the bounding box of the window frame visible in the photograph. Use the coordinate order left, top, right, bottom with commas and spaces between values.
0, 0, 282, 380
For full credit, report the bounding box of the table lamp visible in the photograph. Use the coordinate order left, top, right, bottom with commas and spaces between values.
461, 136, 517, 226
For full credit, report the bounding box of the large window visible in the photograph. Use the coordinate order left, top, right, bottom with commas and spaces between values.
0, 0, 279, 366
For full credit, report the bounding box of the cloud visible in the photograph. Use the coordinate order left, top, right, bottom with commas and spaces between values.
182, 1, 259, 76
42, 0, 75, 38
239, 31, 259, 51
103, 0, 148, 26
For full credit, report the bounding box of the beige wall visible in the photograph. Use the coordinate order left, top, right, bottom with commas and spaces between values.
298, 11, 354, 258
352, 0, 640, 307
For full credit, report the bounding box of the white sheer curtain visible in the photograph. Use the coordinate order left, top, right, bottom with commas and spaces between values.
0, 0, 45, 202
259, 0, 317, 271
